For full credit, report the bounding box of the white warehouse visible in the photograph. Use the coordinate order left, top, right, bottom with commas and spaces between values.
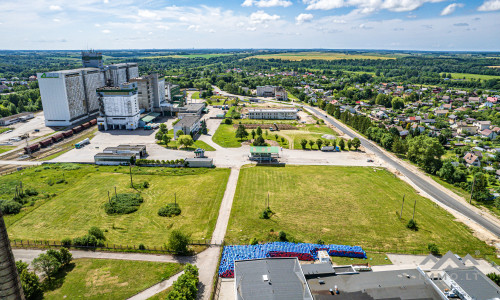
37, 68, 105, 127
96, 82, 140, 130
247, 108, 297, 120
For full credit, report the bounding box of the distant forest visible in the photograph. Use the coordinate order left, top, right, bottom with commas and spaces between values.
0, 49, 499, 118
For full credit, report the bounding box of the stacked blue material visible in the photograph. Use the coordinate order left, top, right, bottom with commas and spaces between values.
218, 242, 366, 278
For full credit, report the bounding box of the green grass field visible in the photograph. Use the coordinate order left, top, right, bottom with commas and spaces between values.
0, 127, 13, 134
226, 165, 495, 256
163, 139, 216, 151
0, 145, 15, 154
443, 72, 500, 80
4, 165, 230, 246
247, 52, 396, 61
279, 125, 338, 150
44, 259, 183, 300
191, 91, 200, 99
143, 54, 230, 59
212, 124, 245, 148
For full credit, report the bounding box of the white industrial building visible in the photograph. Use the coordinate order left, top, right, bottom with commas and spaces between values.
37, 68, 105, 127
130, 74, 165, 112
173, 116, 200, 139
38, 50, 139, 127
247, 108, 297, 120
256, 85, 288, 101
96, 82, 140, 130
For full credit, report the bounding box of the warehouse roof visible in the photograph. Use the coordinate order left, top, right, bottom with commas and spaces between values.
444, 267, 500, 300
175, 116, 200, 128
235, 258, 313, 300
250, 146, 280, 154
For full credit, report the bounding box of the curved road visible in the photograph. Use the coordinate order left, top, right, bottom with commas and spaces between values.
306, 106, 500, 238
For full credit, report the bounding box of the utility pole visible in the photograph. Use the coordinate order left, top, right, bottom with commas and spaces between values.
469, 176, 476, 204
267, 192, 270, 209
399, 194, 405, 220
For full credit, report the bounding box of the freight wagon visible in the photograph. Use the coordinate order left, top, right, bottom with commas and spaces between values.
39, 138, 53, 147
24, 143, 40, 154
62, 130, 74, 138
51, 133, 64, 142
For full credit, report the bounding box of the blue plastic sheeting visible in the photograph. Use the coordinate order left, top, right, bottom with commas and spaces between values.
218, 242, 366, 278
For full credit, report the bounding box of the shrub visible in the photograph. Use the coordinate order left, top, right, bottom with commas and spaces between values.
167, 264, 199, 299
427, 243, 440, 255
17, 261, 43, 300
168, 230, 190, 254
278, 231, 287, 242
61, 238, 72, 247
104, 193, 143, 215
259, 207, 273, 219
24, 188, 38, 196
0, 199, 22, 214
487, 273, 500, 286
47, 179, 54, 186
250, 238, 258, 245
158, 203, 181, 217
316, 239, 325, 245
88, 226, 106, 240
72, 234, 104, 247
406, 219, 418, 231
139, 243, 146, 250
224, 118, 233, 125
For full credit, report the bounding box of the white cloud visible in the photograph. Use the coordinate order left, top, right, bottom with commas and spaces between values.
478, 0, 500, 11
156, 25, 170, 30
49, 5, 62, 11
246, 26, 257, 31
303, 0, 446, 12
440, 3, 464, 15
242, 0, 292, 7
296, 13, 314, 24
188, 25, 200, 31
102, 29, 111, 33
250, 10, 281, 23
138, 9, 161, 20
52, 18, 61, 22
94, 23, 101, 27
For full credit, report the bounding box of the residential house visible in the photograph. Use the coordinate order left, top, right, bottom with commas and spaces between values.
473, 120, 491, 131
479, 129, 497, 140
464, 153, 480, 167
435, 110, 448, 117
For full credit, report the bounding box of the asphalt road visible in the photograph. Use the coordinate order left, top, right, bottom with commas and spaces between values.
306, 106, 500, 238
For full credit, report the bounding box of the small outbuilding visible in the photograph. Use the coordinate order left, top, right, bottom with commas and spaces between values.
249, 146, 280, 162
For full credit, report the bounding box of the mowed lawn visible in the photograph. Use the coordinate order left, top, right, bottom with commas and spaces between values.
4, 165, 230, 246
212, 124, 244, 148
226, 165, 494, 256
44, 259, 183, 300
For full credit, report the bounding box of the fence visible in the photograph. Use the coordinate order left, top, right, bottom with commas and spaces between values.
10, 238, 217, 253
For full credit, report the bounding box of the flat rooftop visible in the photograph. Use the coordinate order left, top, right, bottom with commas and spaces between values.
307, 269, 441, 300
444, 267, 500, 300
235, 258, 313, 300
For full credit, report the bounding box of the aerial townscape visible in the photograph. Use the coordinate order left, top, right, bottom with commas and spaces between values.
2, 1, 500, 300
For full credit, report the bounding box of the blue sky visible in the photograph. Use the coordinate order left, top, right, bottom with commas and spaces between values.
1, 0, 499, 51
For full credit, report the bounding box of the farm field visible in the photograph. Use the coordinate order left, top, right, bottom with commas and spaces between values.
44, 258, 183, 300
4, 164, 230, 246
143, 53, 230, 59
442, 72, 500, 80
247, 52, 397, 61
225, 165, 495, 257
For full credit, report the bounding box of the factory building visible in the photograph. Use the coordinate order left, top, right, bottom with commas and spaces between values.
247, 108, 297, 120
173, 116, 200, 139
256, 85, 288, 101
96, 82, 140, 130
37, 68, 105, 127
130, 74, 166, 112
38, 50, 139, 127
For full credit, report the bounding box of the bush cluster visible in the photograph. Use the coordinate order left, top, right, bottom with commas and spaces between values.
158, 203, 181, 217
16, 261, 43, 300
0, 199, 22, 214
72, 226, 106, 247
135, 159, 185, 166
406, 219, 418, 231
427, 243, 440, 255
104, 193, 143, 215
167, 264, 199, 300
